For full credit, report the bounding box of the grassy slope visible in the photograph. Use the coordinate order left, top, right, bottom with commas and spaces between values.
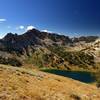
0, 64, 100, 100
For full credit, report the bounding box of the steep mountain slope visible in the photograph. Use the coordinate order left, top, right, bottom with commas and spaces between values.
0, 64, 100, 100
0, 29, 99, 71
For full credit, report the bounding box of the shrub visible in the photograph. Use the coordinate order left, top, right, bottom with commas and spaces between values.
48, 45, 95, 68
0, 56, 22, 67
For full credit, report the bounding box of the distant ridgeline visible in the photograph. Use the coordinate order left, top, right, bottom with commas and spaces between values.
0, 28, 99, 70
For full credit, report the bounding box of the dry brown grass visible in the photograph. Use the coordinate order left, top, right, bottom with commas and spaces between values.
0, 64, 100, 100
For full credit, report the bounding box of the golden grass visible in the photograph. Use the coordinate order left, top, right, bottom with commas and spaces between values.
0, 64, 100, 100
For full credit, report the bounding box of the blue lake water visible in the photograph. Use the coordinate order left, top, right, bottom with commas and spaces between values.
42, 69, 95, 83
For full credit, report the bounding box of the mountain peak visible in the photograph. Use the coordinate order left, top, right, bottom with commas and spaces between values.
3, 33, 18, 41
26, 28, 40, 33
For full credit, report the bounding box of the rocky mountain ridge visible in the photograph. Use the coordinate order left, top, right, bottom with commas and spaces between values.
0, 29, 99, 70
0, 29, 99, 53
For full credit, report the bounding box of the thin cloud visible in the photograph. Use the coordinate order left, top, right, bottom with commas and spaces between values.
16, 25, 24, 30
42, 29, 52, 33
26, 25, 35, 31
0, 19, 6, 23
7, 26, 11, 29
0, 34, 4, 39
19, 25, 24, 29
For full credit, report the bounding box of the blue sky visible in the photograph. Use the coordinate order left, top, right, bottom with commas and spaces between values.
0, 0, 100, 38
